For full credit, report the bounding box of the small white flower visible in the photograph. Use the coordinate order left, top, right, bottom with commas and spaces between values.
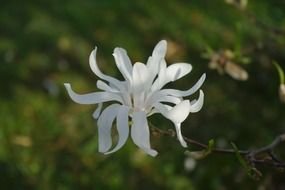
64, 40, 206, 157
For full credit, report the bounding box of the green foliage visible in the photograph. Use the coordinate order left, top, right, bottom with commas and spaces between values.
0, 0, 285, 189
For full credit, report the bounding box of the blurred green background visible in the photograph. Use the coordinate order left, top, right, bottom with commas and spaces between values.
1, 0, 285, 189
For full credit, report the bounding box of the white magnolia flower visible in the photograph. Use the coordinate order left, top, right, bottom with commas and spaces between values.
64, 40, 206, 157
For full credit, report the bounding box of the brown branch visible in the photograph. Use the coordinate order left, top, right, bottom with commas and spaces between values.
150, 124, 285, 170
150, 124, 249, 154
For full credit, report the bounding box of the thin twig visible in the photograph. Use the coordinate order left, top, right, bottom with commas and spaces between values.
150, 124, 248, 155
150, 124, 285, 169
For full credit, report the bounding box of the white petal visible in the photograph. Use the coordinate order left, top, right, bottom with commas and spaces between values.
102, 80, 132, 106
166, 73, 206, 97
97, 80, 119, 92
154, 100, 190, 123
151, 103, 188, 147
174, 123, 187, 147
166, 63, 192, 82
146, 95, 182, 112
64, 83, 123, 104
151, 59, 167, 91
167, 101, 190, 123
92, 103, 103, 119
132, 62, 150, 93
147, 108, 159, 117
158, 96, 182, 105
132, 62, 151, 108
113, 48, 133, 82
146, 40, 167, 82
131, 111, 158, 157
105, 105, 130, 154
152, 40, 167, 58
190, 90, 204, 113
145, 90, 167, 111
152, 62, 193, 92
146, 74, 206, 107
97, 104, 120, 153
89, 48, 125, 91
190, 99, 197, 105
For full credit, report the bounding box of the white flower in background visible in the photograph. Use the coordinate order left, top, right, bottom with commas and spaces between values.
64, 40, 206, 157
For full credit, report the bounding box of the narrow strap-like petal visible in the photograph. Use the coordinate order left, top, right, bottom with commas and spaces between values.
146, 40, 167, 71
146, 108, 159, 117
64, 83, 123, 104
158, 96, 182, 105
131, 111, 158, 157
93, 103, 103, 119
151, 63, 193, 92
105, 105, 130, 154
132, 62, 150, 108
152, 40, 167, 58
146, 74, 206, 107
132, 62, 151, 93
96, 80, 132, 107
174, 123, 187, 147
89, 48, 125, 91
154, 100, 190, 123
146, 40, 167, 84
145, 95, 182, 112
190, 90, 204, 113
113, 48, 133, 82
147, 73, 206, 106
166, 63, 192, 82
152, 103, 188, 148
160, 73, 206, 97
97, 80, 119, 92
97, 104, 120, 153
151, 59, 167, 91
